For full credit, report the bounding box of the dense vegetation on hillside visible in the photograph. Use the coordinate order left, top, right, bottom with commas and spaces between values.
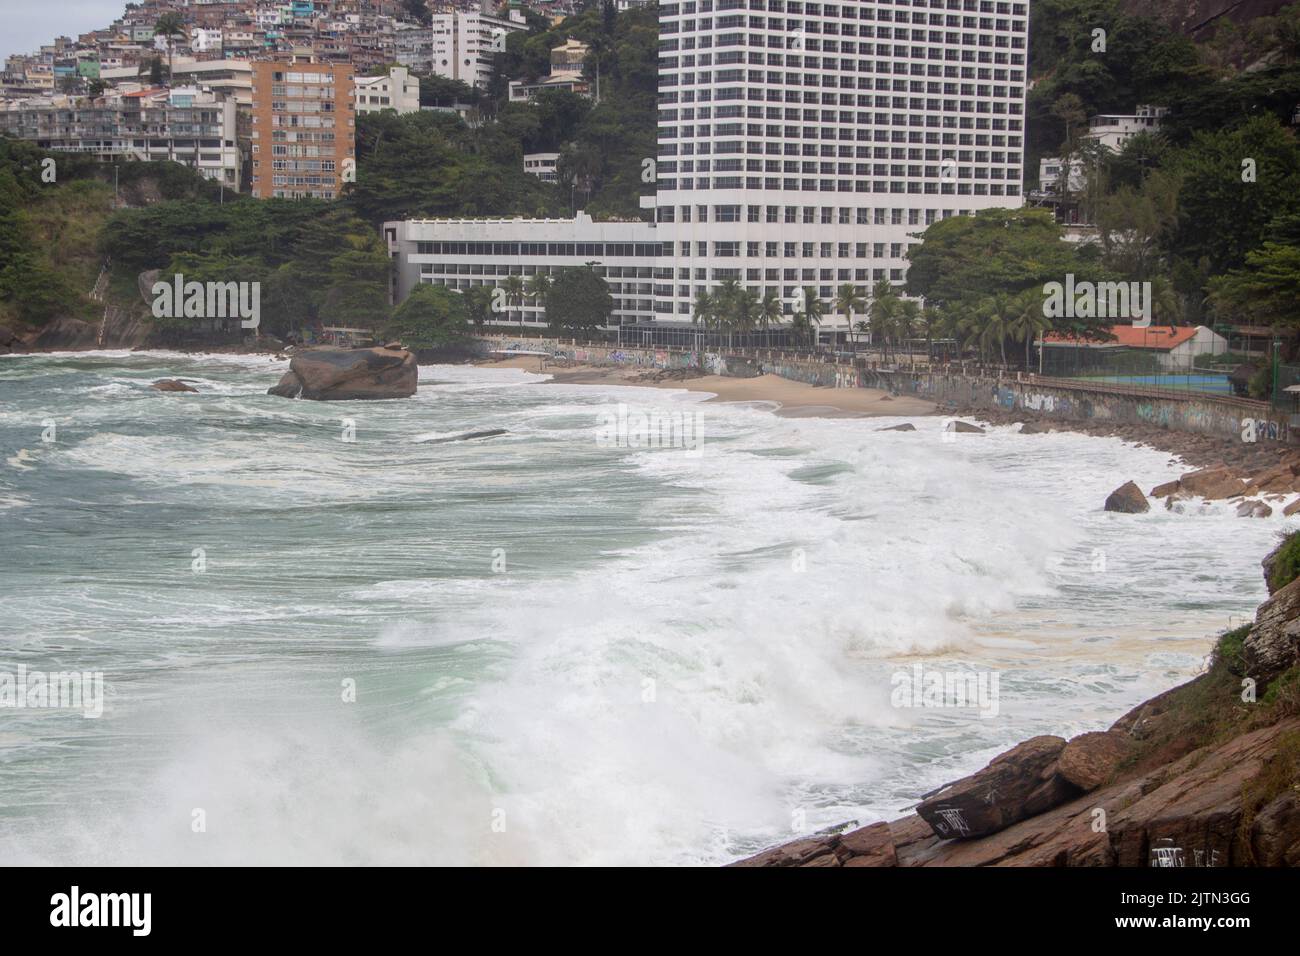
898, 0, 1300, 369
352, 2, 657, 224
4, 0, 1300, 355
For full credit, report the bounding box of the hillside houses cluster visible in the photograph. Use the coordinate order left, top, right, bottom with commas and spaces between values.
0, 0, 600, 198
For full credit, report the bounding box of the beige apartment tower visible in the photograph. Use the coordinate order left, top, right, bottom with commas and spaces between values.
250, 60, 355, 199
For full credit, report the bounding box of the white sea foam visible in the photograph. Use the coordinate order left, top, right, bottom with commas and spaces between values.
0, 358, 1288, 865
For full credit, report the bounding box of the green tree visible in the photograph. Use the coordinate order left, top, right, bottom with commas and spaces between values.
525, 271, 552, 324
906, 207, 1106, 309
501, 274, 526, 332
834, 283, 865, 347
386, 283, 470, 349
795, 287, 824, 347
1170, 115, 1300, 273
1008, 288, 1052, 369
869, 279, 898, 358
463, 285, 494, 331
547, 266, 612, 333
691, 287, 718, 333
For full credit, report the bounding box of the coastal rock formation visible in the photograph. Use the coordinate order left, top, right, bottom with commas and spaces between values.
268, 346, 417, 401
732, 536, 1300, 867
1172, 466, 1247, 500
1104, 481, 1149, 513
1237, 499, 1274, 518
729, 821, 897, 868
1244, 575, 1300, 680
1057, 731, 1128, 791
915, 735, 1078, 839
878, 423, 916, 432
1019, 421, 1052, 434
946, 420, 984, 434
1251, 792, 1300, 866
735, 715, 1300, 867
150, 379, 197, 393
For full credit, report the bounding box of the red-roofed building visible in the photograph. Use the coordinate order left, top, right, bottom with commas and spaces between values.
1042, 325, 1229, 371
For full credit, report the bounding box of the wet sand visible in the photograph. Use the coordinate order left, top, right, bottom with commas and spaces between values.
472, 357, 937, 419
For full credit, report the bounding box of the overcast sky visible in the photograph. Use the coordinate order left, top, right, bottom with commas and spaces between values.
0, 0, 128, 63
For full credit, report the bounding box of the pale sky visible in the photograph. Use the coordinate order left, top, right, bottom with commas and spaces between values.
0, 0, 129, 63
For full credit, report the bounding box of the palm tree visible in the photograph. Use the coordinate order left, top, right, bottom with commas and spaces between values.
920, 304, 942, 361
976, 293, 1015, 366
153, 12, 186, 86
896, 299, 921, 362
789, 311, 814, 346
758, 290, 784, 337
834, 283, 866, 349
869, 279, 898, 360
1008, 289, 1051, 370
1148, 274, 1183, 326
714, 277, 743, 345
692, 288, 719, 338
733, 287, 761, 342
795, 287, 824, 349
501, 274, 525, 333
526, 272, 551, 325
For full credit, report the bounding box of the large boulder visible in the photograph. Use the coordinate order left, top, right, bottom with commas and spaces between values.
946, 420, 985, 434
1237, 499, 1273, 519
1251, 791, 1300, 867
151, 379, 197, 393
1057, 731, 1128, 791
1177, 466, 1247, 501
268, 346, 417, 401
916, 735, 1078, 839
1104, 480, 1149, 514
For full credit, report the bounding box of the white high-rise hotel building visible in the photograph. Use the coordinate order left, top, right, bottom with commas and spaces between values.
388, 0, 1030, 339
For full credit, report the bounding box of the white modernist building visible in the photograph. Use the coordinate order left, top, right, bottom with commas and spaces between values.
430, 9, 528, 89
523, 151, 561, 182
653, 0, 1028, 331
388, 0, 1030, 340
355, 65, 420, 114
386, 213, 663, 329
1082, 104, 1167, 152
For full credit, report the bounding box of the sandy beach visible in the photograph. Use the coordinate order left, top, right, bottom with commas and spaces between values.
472, 356, 937, 419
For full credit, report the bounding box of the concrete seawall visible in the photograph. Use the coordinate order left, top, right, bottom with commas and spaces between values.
725, 353, 1292, 444
476, 335, 701, 371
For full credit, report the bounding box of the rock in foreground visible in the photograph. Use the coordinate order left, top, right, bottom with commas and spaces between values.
268, 346, 417, 401
1104, 480, 1149, 514
916, 735, 1078, 839
151, 379, 197, 393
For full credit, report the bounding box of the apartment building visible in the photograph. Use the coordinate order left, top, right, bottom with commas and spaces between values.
508, 39, 591, 102
0, 86, 242, 188
429, 9, 529, 89
250, 60, 356, 199
99, 57, 256, 106
386, 213, 663, 329
652, 0, 1029, 332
